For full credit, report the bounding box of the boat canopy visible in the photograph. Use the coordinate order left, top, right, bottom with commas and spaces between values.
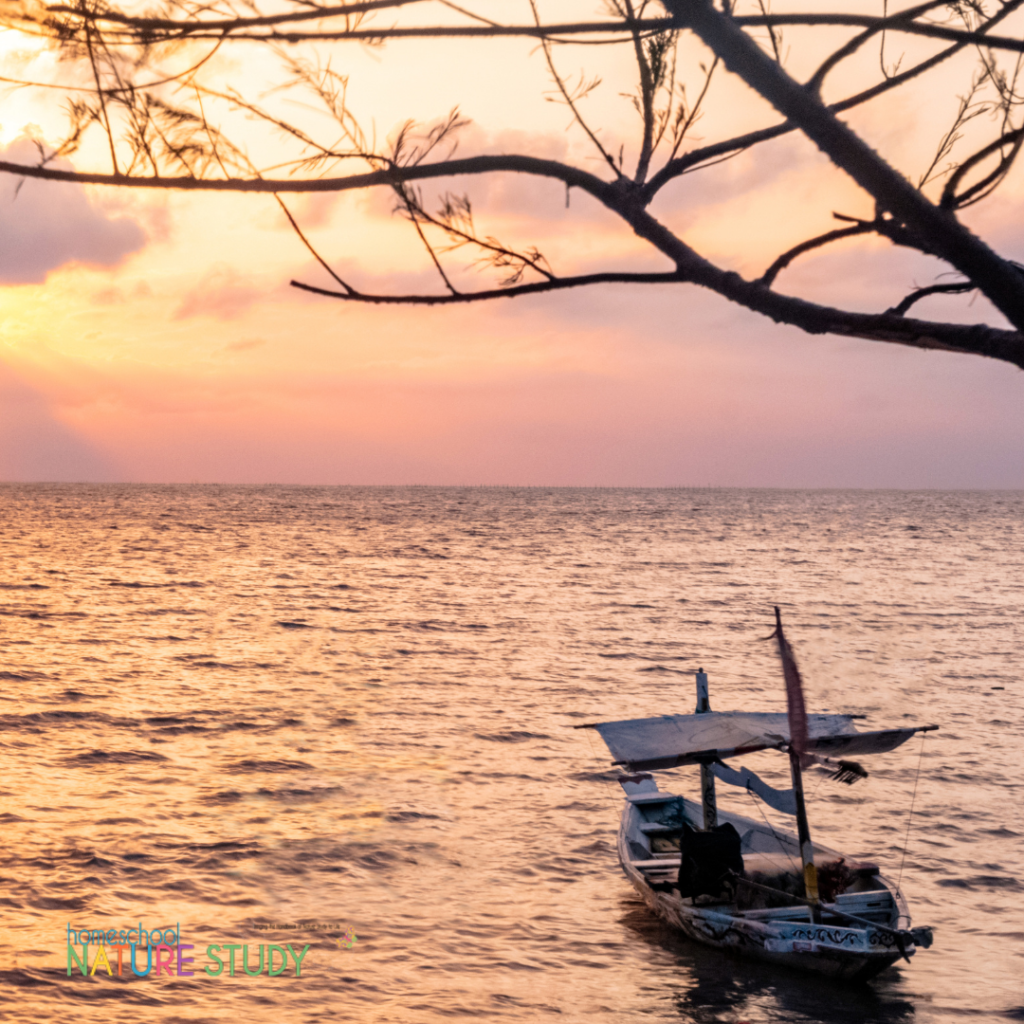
589, 711, 928, 772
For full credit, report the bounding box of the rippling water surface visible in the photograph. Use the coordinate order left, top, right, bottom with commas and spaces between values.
0, 486, 1021, 1023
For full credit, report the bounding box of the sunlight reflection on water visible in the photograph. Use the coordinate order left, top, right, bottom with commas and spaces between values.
0, 486, 1020, 1022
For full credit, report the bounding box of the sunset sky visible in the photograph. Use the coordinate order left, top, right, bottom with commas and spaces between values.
2, 0, 1024, 487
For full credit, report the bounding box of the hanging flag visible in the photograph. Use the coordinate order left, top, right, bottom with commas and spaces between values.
770, 606, 809, 762
769, 606, 819, 907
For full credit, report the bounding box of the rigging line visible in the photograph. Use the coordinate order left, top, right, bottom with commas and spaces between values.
809, 767, 829, 799
896, 732, 927, 895
582, 726, 603, 764
745, 788, 801, 878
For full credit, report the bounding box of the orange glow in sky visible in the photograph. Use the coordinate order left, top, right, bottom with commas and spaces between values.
2, 2, 1024, 486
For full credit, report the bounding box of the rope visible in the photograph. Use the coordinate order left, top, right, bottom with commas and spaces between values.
896, 732, 927, 895
809, 767, 829, 799
745, 788, 801, 877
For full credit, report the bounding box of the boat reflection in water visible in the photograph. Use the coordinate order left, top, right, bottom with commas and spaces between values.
619, 899, 918, 1023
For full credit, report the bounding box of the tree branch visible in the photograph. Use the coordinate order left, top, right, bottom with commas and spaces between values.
276, 193, 359, 295
13, 0, 1024, 370
664, 0, 1024, 333
730, 12, 1024, 54
886, 282, 974, 316
941, 125, 1024, 208
47, 10, 1024, 53
292, 258, 1024, 367
290, 270, 685, 302
39, 14, 680, 44
755, 0, 784, 64
621, 0, 658, 183
644, 0, 1024, 197
81, 14, 119, 176
759, 223, 873, 286
643, 36, 969, 198
804, 0, 949, 95
0, 153, 617, 201
529, 0, 622, 178
42, 0, 427, 35
6, 136, 1020, 363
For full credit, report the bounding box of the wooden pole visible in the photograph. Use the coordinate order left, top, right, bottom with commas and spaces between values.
789, 747, 821, 922
695, 668, 717, 830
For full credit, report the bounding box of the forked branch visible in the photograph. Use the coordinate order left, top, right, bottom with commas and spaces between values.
663, 0, 1024, 332
6, 0, 1024, 374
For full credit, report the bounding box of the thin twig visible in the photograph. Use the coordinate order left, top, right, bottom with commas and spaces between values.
886, 281, 974, 315
759, 223, 874, 287
276, 193, 358, 295
81, 9, 119, 176
528, 0, 622, 178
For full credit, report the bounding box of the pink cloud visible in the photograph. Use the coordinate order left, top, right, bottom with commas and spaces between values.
173, 266, 262, 320
0, 140, 145, 284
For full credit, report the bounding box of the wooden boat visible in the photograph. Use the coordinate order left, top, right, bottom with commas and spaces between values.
581, 610, 936, 982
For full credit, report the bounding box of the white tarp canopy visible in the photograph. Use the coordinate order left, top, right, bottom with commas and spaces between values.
710, 762, 798, 815
591, 711, 923, 771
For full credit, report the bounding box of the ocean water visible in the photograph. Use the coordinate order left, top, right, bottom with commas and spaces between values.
0, 485, 1020, 1023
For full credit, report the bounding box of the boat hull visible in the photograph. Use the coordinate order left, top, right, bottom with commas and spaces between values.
617, 797, 914, 982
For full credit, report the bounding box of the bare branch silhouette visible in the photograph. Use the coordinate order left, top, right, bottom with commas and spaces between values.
760, 223, 875, 287
291, 270, 684, 302
529, 0, 622, 178
6, 0, 1024, 372
887, 281, 976, 315
276, 194, 360, 296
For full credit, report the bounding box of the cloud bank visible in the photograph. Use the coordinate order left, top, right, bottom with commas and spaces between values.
0, 140, 145, 284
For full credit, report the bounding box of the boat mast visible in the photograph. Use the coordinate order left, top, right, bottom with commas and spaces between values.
695, 668, 717, 830
772, 606, 821, 921
788, 748, 821, 920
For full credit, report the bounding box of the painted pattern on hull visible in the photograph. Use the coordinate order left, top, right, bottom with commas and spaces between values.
616, 810, 909, 982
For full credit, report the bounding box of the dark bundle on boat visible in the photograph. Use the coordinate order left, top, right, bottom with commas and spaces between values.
677, 821, 743, 899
